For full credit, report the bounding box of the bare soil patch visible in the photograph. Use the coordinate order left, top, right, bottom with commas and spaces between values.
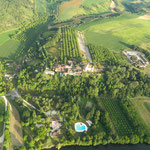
110, 1, 116, 13
143, 100, 150, 102
110, 1, 116, 9
62, 0, 82, 8
131, 1, 141, 4
139, 15, 150, 20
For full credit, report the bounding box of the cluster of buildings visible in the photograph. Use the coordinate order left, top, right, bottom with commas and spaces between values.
36, 110, 62, 138
4, 62, 21, 79
44, 60, 103, 76
123, 50, 149, 68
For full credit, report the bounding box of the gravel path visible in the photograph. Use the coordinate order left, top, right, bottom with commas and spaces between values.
78, 32, 92, 63
14, 89, 37, 110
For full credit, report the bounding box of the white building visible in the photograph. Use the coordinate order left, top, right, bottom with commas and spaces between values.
44, 68, 55, 75
84, 64, 94, 72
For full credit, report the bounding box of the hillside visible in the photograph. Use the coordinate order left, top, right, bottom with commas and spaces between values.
2, 0, 150, 150
57, 0, 150, 21
0, 0, 58, 33
0, 0, 36, 32
1, 0, 150, 32
57, 0, 112, 21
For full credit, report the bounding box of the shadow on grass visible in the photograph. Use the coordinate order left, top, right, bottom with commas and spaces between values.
119, 41, 133, 49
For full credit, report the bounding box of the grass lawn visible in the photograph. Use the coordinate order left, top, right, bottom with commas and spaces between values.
78, 14, 150, 51
0, 40, 21, 59
133, 98, 150, 128
46, 47, 59, 58
0, 29, 21, 59
138, 64, 150, 75
0, 97, 5, 136
0, 29, 18, 46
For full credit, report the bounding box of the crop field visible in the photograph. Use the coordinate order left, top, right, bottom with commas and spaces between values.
78, 14, 150, 51
0, 97, 5, 136
58, 0, 111, 21
43, 26, 81, 63
102, 98, 133, 136
59, 26, 81, 63
132, 98, 150, 128
0, 29, 21, 59
88, 44, 117, 65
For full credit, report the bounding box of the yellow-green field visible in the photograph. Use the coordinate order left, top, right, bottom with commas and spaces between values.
132, 97, 150, 128
0, 29, 17, 45
0, 29, 21, 59
58, 0, 112, 21
78, 14, 150, 51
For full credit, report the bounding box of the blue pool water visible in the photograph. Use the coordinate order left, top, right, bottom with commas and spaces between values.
75, 122, 87, 132
76, 124, 86, 131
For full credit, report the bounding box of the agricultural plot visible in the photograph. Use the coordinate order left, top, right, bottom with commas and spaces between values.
9, 100, 24, 148
58, 0, 112, 21
88, 44, 117, 65
0, 97, 5, 136
78, 14, 150, 51
102, 98, 133, 136
132, 98, 150, 128
59, 26, 81, 63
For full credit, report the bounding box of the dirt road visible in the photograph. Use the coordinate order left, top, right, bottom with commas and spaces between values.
9, 101, 24, 148
78, 32, 92, 63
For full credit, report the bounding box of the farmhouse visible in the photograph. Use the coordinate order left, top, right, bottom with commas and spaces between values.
123, 50, 149, 68
84, 64, 94, 72
55, 65, 66, 72
44, 68, 55, 75
50, 116, 62, 137
44, 60, 103, 76
4, 74, 14, 79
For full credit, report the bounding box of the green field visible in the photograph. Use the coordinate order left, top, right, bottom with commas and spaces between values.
133, 98, 150, 128
0, 97, 5, 136
58, 0, 112, 21
0, 29, 17, 46
78, 14, 150, 51
102, 98, 133, 136
0, 40, 21, 59
0, 29, 21, 59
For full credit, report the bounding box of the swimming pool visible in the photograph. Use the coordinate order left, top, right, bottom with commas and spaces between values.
75, 122, 88, 132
